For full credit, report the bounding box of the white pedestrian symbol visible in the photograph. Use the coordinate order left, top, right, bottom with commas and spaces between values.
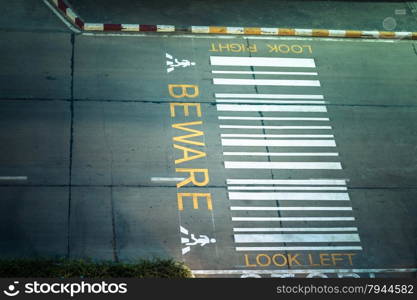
166, 53, 196, 73
180, 226, 216, 255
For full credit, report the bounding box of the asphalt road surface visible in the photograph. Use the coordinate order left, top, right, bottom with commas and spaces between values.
1, 4, 417, 278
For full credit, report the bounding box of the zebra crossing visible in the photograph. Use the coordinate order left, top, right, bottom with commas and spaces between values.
210, 55, 362, 253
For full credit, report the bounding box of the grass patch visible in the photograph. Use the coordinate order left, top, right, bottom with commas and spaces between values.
0, 258, 193, 278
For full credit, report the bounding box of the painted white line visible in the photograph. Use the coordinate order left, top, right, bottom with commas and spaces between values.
234, 233, 360, 243
216, 104, 327, 112
227, 179, 347, 185
210, 56, 316, 68
216, 99, 326, 104
233, 227, 358, 232
151, 177, 185, 182
229, 192, 349, 200
230, 206, 352, 210
222, 139, 336, 147
212, 70, 318, 75
215, 93, 324, 99
223, 152, 339, 157
218, 116, 329, 121
235, 246, 362, 251
228, 186, 347, 191
213, 78, 320, 87
220, 125, 332, 130
225, 161, 342, 170
232, 217, 355, 221
221, 134, 334, 138
192, 268, 417, 275
0, 176, 28, 181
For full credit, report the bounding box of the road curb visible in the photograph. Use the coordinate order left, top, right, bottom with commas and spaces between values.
48, 0, 417, 40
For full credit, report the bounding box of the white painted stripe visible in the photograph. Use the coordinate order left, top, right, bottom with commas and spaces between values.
225, 161, 342, 170
0, 176, 28, 181
221, 134, 334, 138
66, 8, 77, 23
228, 186, 347, 191
236, 246, 362, 251
180, 226, 189, 235
210, 56, 316, 68
42, 0, 81, 33
227, 179, 347, 185
192, 268, 417, 275
362, 31, 380, 38
223, 152, 339, 157
261, 28, 278, 35
213, 78, 320, 87
232, 217, 355, 221
216, 99, 326, 104
216, 104, 327, 112
229, 192, 349, 200
220, 125, 331, 129
221, 139, 336, 147
233, 227, 358, 232
83, 32, 409, 42
395, 32, 413, 39
215, 93, 323, 99
121, 24, 140, 31
212, 70, 318, 75
234, 233, 360, 243
218, 116, 329, 121
151, 177, 185, 182
329, 30, 347, 37
230, 206, 352, 210
227, 27, 244, 34
157, 25, 175, 32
